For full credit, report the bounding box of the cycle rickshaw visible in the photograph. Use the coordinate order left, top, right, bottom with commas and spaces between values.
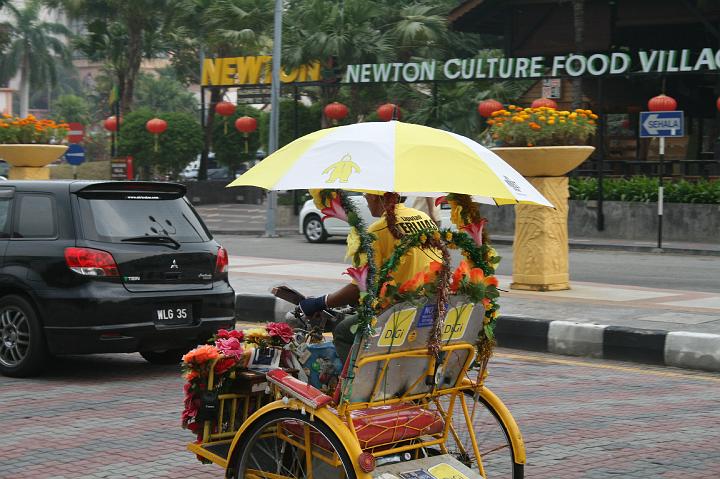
183, 121, 554, 478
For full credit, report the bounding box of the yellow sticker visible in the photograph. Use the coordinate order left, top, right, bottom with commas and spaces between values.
408, 330, 417, 343
441, 304, 474, 341
377, 308, 416, 348
428, 463, 469, 479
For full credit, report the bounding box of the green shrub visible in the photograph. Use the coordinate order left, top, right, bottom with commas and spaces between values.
569, 177, 720, 204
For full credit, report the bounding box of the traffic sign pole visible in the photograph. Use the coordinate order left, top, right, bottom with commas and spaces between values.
658, 137, 664, 249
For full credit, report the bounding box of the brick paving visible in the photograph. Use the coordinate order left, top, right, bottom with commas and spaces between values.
1, 349, 718, 478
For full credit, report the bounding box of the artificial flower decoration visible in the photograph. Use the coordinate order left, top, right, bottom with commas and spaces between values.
343, 264, 369, 292
321, 195, 348, 223
215, 337, 244, 360
266, 322, 294, 344
450, 260, 472, 293
182, 344, 220, 365
398, 270, 426, 294
462, 219, 488, 247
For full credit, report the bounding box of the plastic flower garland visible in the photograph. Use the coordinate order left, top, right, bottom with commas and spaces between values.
309, 188, 501, 363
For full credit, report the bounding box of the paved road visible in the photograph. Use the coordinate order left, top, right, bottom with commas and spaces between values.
2, 350, 718, 478
216, 235, 720, 294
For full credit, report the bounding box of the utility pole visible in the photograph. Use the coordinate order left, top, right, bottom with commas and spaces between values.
265, 0, 282, 237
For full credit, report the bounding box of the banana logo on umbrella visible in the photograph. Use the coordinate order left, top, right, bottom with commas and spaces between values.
323, 154, 361, 183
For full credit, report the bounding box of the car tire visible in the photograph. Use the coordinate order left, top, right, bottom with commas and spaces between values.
303, 214, 328, 243
0, 295, 47, 378
140, 348, 186, 365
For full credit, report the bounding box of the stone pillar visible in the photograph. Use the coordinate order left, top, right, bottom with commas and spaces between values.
511, 176, 570, 291
8, 166, 51, 180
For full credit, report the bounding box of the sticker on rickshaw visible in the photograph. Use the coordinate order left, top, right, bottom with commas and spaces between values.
377, 308, 415, 347
427, 463, 469, 479
398, 469, 434, 478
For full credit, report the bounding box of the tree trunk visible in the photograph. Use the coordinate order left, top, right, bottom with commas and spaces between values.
121, 25, 144, 116
19, 54, 29, 117
571, 0, 585, 109
199, 87, 223, 180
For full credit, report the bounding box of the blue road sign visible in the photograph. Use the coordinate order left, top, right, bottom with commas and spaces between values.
64, 143, 85, 166
639, 111, 684, 138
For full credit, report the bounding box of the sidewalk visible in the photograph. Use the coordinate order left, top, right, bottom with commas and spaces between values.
196, 204, 720, 256
228, 255, 720, 373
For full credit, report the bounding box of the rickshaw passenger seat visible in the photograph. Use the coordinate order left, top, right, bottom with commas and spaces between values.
267, 369, 333, 409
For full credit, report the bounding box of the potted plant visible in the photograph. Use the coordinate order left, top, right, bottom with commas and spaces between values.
487, 105, 597, 176
0, 114, 69, 179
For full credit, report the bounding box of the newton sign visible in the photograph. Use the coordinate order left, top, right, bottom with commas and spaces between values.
344, 48, 720, 83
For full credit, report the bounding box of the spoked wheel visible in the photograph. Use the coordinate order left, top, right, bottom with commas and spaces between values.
233, 409, 356, 479
0, 295, 46, 377
303, 215, 328, 243
435, 389, 523, 478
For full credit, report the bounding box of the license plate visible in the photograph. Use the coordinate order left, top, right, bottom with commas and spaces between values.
155, 304, 193, 322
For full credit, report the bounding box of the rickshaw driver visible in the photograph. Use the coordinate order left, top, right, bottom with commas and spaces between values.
299, 191, 441, 363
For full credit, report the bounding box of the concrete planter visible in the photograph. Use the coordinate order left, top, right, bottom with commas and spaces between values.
0, 144, 68, 180
492, 146, 595, 177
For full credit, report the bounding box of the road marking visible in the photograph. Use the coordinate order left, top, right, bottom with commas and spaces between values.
496, 351, 720, 382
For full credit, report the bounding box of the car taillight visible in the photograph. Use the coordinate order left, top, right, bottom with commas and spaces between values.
65, 247, 119, 277
215, 246, 228, 273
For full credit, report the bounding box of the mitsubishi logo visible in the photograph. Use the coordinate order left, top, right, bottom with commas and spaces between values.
170, 259, 179, 270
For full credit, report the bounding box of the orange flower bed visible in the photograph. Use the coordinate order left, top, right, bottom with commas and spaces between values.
487, 106, 597, 147
0, 114, 68, 144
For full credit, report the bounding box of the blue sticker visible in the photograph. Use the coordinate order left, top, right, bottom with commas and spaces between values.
417, 304, 436, 328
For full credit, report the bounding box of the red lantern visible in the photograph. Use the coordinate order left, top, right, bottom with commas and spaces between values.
146, 118, 168, 152
377, 103, 400, 121
648, 94, 677, 111
324, 102, 349, 124
531, 98, 558, 109
477, 99, 503, 118
235, 116, 258, 154
103, 116, 120, 132
215, 101, 236, 134
715, 97, 720, 112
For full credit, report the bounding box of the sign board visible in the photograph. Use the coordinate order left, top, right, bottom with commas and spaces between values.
111, 158, 128, 180
639, 111, 684, 138
67, 122, 84, 143
542, 79, 561, 99
201, 56, 321, 86
64, 144, 85, 166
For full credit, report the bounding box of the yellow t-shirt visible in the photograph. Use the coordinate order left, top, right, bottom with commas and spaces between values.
367, 204, 441, 284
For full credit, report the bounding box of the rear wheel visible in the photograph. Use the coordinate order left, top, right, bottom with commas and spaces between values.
0, 295, 46, 377
436, 389, 523, 478
140, 348, 186, 365
303, 215, 328, 243
233, 409, 355, 479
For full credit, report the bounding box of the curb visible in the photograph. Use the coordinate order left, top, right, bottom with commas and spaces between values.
234, 293, 720, 373
211, 229, 299, 237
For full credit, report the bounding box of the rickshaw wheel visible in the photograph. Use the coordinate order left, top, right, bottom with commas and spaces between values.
435, 390, 523, 479
232, 409, 356, 479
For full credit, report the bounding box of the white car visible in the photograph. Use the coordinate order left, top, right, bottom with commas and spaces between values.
299, 194, 451, 243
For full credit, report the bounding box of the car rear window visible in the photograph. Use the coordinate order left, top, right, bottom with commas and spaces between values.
77, 197, 211, 243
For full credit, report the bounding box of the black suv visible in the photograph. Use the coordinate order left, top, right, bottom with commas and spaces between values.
0, 181, 235, 377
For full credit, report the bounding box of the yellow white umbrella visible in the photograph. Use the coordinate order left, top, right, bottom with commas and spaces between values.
228, 121, 553, 207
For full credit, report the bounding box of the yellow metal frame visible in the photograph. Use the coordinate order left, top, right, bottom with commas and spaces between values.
187, 339, 525, 477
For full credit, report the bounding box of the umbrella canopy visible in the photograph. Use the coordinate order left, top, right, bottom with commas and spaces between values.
228, 121, 553, 207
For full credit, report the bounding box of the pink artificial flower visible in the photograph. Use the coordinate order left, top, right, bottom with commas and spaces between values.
215, 337, 244, 359
462, 218, 488, 246
343, 264, 369, 292
434, 196, 447, 207
228, 329, 244, 341
216, 329, 230, 338
266, 322, 294, 344
321, 196, 348, 222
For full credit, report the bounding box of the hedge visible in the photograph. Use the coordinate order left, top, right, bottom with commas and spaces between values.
569, 177, 720, 204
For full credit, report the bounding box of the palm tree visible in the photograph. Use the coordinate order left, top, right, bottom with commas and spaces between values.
167, 0, 272, 179
0, 0, 71, 117
48, 0, 172, 115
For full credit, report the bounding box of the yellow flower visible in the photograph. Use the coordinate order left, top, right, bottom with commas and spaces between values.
432, 231, 441, 241
445, 231, 453, 242
569, 112, 578, 119
420, 233, 427, 243
309, 189, 329, 209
